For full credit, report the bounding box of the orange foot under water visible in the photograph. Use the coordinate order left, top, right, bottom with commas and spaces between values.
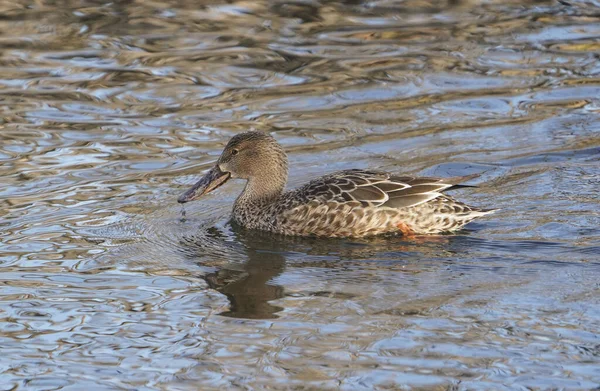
396, 222, 451, 245
397, 222, 415, 237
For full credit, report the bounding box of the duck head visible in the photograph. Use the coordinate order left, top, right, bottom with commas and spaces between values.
178, 131, 288, 203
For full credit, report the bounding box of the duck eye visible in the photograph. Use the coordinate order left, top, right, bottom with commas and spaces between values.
231, 149, 239, 156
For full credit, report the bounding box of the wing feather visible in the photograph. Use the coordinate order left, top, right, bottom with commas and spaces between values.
390, 183, 453, 196
292, 169, 478, 210
373, 182, 411, 192
382, 193, 441, 209
348, 186, 388, 205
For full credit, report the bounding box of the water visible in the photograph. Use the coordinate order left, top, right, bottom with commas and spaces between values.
1, 0, 600, 389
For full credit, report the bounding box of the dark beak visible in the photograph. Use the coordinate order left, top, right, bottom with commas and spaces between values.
178, 166, 231, 203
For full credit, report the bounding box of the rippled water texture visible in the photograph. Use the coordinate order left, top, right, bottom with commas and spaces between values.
1, 0, 600, 389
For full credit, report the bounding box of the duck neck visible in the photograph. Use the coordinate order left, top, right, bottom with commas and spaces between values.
234, 169, 287, 212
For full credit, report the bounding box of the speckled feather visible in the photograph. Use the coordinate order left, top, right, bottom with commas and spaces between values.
233, 169, 495, 237
179, 131, 495, 237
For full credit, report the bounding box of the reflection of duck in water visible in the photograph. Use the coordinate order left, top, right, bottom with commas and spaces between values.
183, 225, 467, 319
203, 249, 285, 319
180, 227, 286, 319
178, 131, 494, 237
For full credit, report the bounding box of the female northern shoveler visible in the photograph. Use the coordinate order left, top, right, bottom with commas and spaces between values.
178, 131, 494, 237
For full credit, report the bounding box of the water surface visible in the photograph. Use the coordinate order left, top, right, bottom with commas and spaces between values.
1, 0, 600, 389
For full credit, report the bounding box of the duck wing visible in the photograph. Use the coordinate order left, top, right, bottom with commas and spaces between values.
295, 169, 476, 209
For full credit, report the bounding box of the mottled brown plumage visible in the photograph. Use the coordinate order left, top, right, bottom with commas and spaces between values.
178, 131, 495, 237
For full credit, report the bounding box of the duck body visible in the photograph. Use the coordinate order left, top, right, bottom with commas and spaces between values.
178, 132, 494, 238
231, 169, 493, 237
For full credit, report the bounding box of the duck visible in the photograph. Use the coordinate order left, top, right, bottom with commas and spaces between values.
178, 131, 494, 237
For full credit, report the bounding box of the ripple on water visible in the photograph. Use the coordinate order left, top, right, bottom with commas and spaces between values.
1, 0, 600, 389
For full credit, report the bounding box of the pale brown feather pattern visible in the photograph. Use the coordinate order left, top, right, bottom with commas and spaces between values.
266, 169, 494, 237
